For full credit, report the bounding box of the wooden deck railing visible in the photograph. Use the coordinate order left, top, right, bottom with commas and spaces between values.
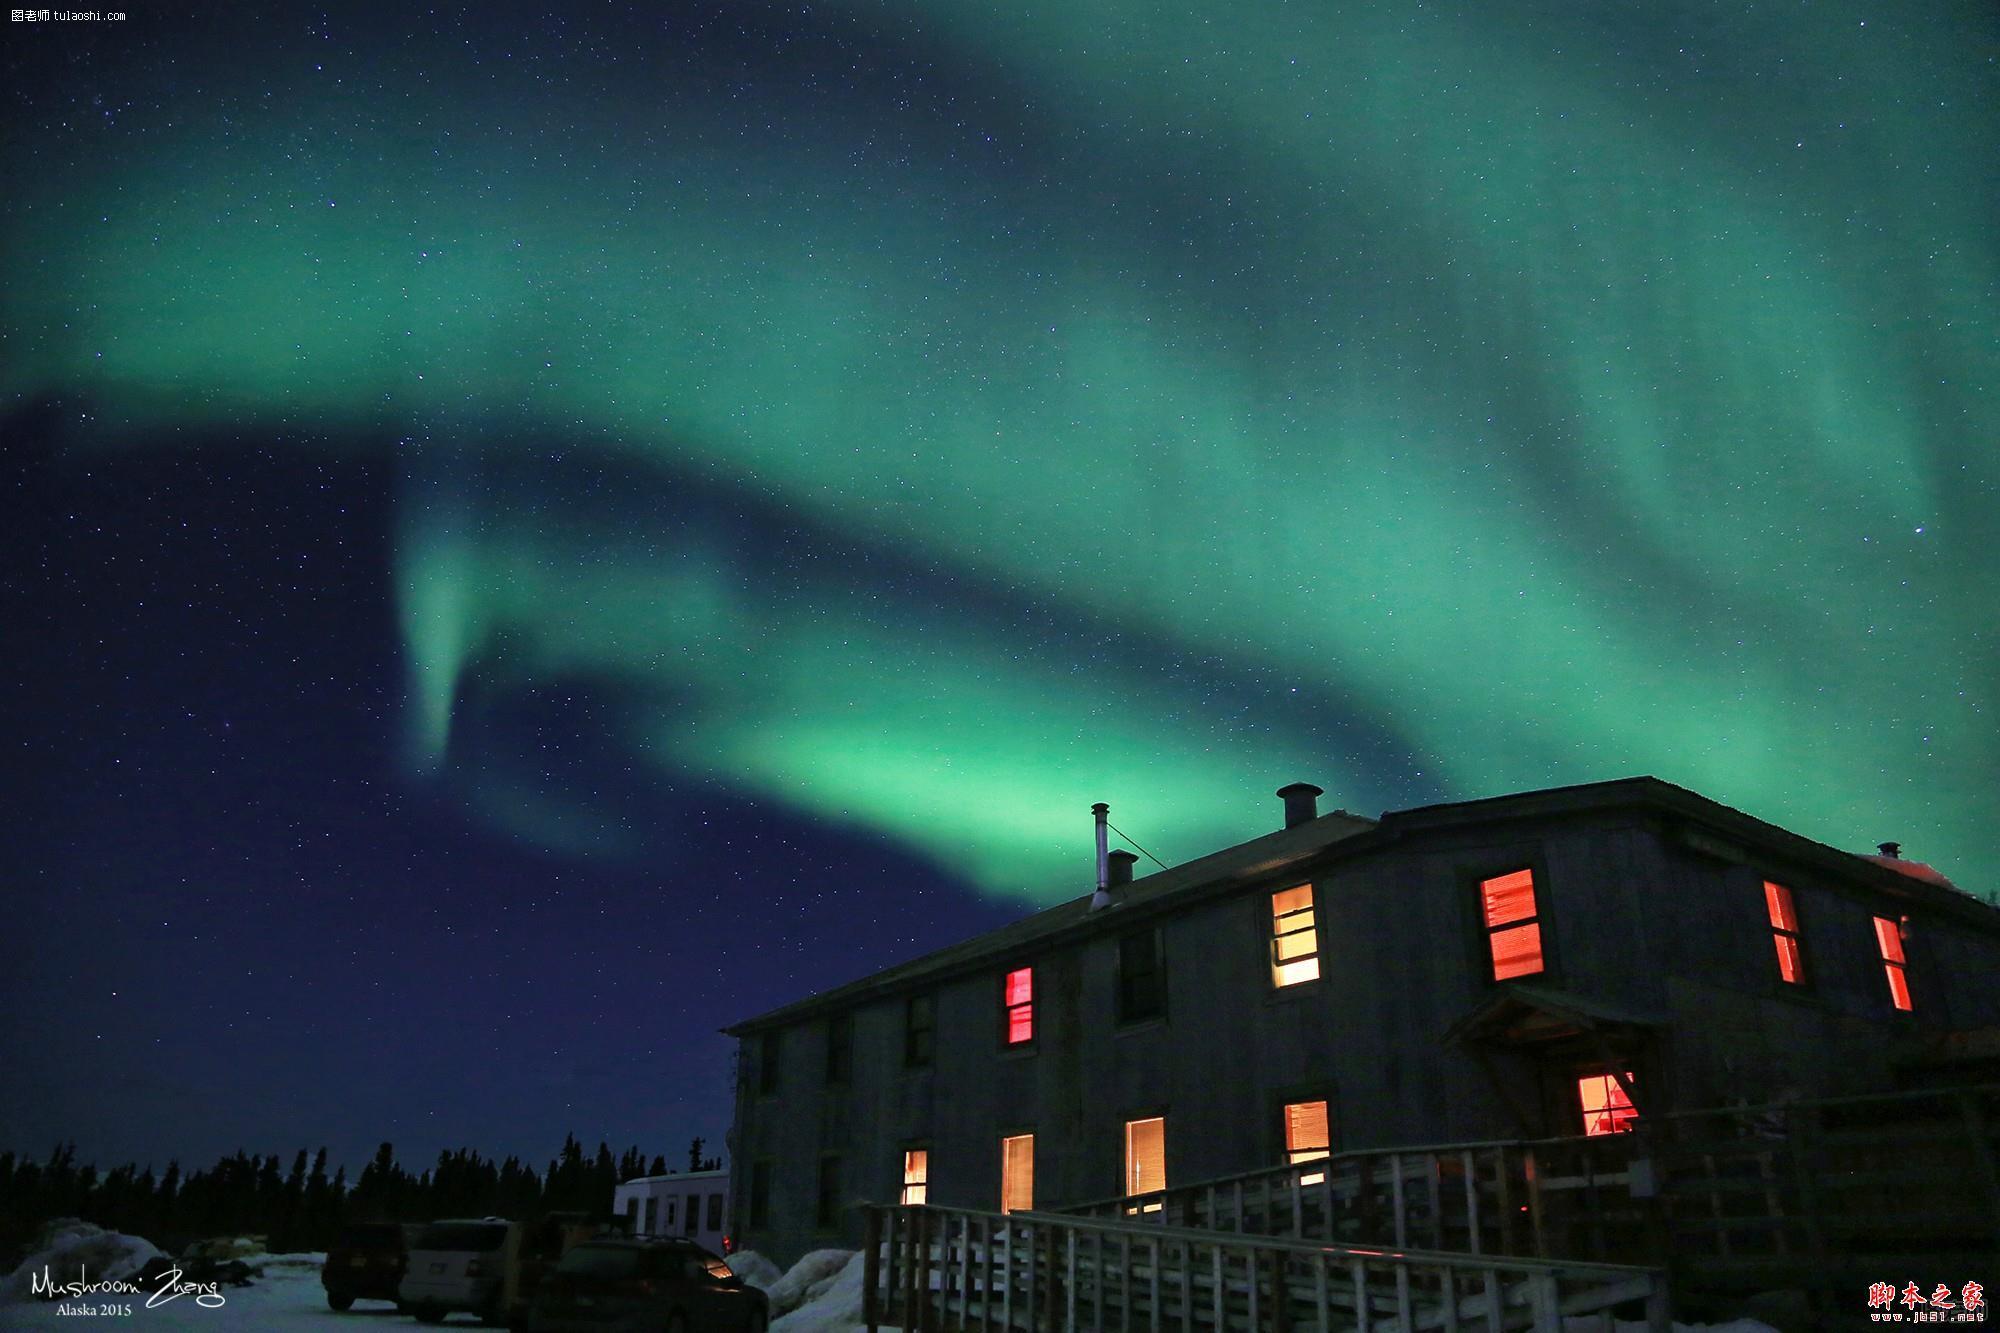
1053, 1083, 2000, 1298
1057, 1135, 1647, 1264
861, 1202, 1670, 1332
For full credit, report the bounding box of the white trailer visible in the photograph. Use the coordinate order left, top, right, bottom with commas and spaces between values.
611, 1167, 733, 1252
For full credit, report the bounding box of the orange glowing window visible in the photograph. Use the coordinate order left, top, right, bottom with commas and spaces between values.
1764, 881, 1805, 985
1874, 916, 1913, 1012
900, 1149, 928, 1206
1003, 966, 1034, 1045
1124, 1116, 1166, 1199
1000, 1134, 1034, 1214
1270, 884, 1320, 987
1579, 1072, 1638, 1136
1480, 869, 1544, 980
1283, 1100, 1331, 1166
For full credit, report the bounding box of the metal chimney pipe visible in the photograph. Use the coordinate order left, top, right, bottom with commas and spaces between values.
1878, 841, 1901, 859
1089, 803, 1116, 911
1276, 782, 1324, 829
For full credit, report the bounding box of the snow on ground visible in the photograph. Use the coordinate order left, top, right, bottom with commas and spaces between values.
0, 1229, 1773, 1333
0, 1242, 348, 1331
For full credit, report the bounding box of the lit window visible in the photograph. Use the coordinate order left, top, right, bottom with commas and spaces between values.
1000, 1134, 1034, 1214
1270, 885, 1320, 986
1125, 1116, 1166, 1198
1003, 966, 1034, 1045
900, 1149, 929, 1206
1579, 1072, 1638, 1136
1764, 881, 1805, 984
1118, 931, 1164, 1023
1283, 1100, 1331, 1166
1480, 869, 1545, 980
1874, 916, 1913, 1011
904, 994, 935, 1067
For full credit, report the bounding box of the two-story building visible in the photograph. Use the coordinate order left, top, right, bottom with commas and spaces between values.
722, 776, 1999, 1264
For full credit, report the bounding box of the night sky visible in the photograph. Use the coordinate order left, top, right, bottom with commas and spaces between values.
5, 3, 1994, 1181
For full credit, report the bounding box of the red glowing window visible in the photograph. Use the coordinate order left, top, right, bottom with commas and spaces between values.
1874, 916, 1913, 1012
1480, 869, 1544, 980
1764, 881, 1804, 984
1579, 1072, 1638, 1136
1004, 966, 1034, 1044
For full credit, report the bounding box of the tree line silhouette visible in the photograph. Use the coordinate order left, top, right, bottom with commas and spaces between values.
0, 1135, 722, 1267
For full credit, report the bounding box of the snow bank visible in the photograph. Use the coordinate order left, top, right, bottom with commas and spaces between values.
0, 1220, 164, 1305
726, 1248, 785, 1291
768, 1249, 871, 1333
761, 1247, 858, 1317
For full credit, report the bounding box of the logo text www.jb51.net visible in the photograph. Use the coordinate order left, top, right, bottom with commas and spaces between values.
1869, 1281, 1988, 1323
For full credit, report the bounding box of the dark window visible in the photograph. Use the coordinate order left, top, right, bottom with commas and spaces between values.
758, 1030, 782, 1096
642, 1197, 656, 1234
1118, 931, 1164, 1022
665, 1198, 677, 1229
1002, 967, 1034, 1046
815, 1156, 843, 1228
706, 1192, 724, 1231
413, 1222, 512, 1252
748, 1160, 772, 1229
904, 994, 935, 1067
556, 1245, 641, 1278
825, 1013, 853, 1084
684, 1194, 699, 1235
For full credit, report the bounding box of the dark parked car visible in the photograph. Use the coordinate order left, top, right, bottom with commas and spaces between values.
528, 1237, 768, 1333
321, 1222, 413, 1311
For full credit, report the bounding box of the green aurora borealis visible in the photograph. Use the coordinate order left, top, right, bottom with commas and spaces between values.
7, 1, 1994, 900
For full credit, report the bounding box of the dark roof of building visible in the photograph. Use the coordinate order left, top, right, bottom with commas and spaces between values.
724, 774, 1993, 1036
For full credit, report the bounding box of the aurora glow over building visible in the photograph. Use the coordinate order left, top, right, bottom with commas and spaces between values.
4, 1, 1993, 1176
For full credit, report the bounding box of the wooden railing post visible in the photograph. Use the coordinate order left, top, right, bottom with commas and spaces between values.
863, 1205, 882, 1333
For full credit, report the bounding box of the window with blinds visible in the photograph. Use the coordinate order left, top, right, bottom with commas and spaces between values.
1480, 869, 1545, 980
900, 1148, 929, 1206
1003, 966, 1034, 1046
1000, 1134, 1035, 1214
1270, 884, 1320, 987
1124, 1116, 1166, 1200
1283, 1100, 1331, 1165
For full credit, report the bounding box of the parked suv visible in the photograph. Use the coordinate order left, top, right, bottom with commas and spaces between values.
527, 1237, 768, 1332
321, 1221, 413, 1311
399, 1217, 521, 1325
